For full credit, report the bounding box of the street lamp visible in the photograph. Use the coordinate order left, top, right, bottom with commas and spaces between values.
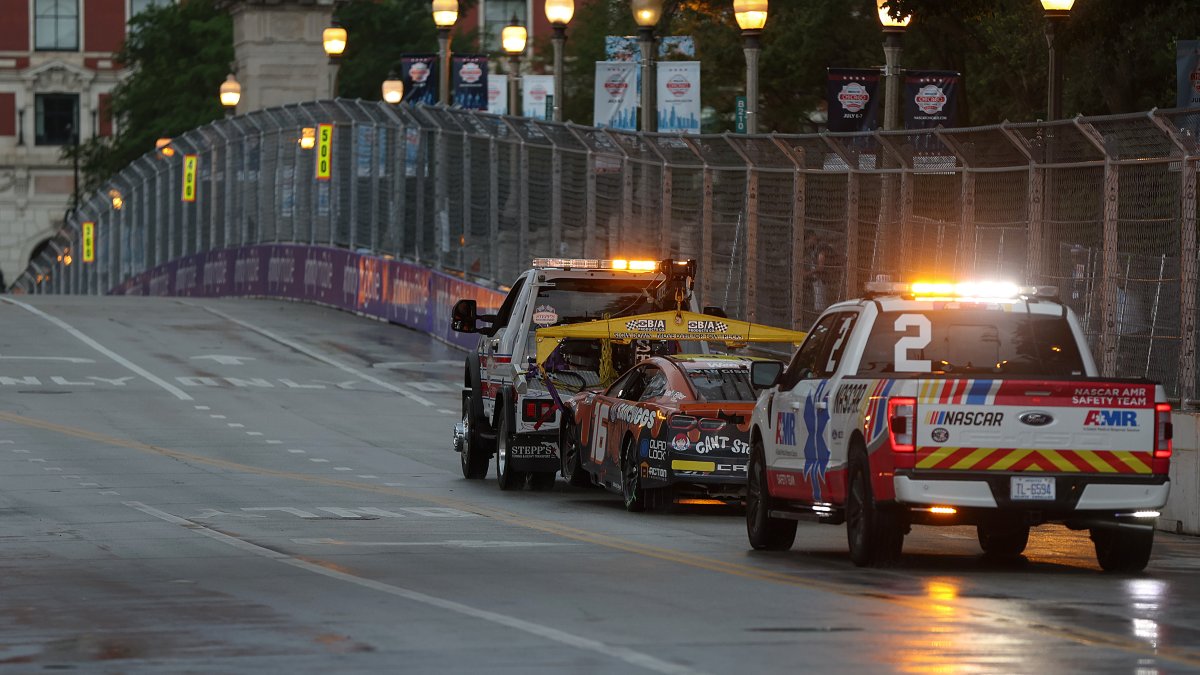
219, 72, 241, 117
1041, 0, 1075, 120
432, 0, 458, 106
382, 71, 404, 104
299, 127, 316, 150
502, 15, 527, 117
631, 0, 662, 132
734, 0, 767, 134
155, 137, 175, 157
323, 23, 347, 98
877, 0, 911, 131
545, 0, 574, 122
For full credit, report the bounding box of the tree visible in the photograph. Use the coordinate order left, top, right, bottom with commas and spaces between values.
72, 0, 232, 194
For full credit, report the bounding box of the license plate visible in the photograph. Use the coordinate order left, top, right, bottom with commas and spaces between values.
1011, 476, 1056, 501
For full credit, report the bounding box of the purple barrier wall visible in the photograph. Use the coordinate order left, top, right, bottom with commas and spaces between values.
109, 244, 506, 351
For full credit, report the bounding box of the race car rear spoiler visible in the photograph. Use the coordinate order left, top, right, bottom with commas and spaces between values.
534, 310, 807, 367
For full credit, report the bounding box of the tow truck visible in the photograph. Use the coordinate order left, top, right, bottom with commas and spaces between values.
745, 281, 1172, 572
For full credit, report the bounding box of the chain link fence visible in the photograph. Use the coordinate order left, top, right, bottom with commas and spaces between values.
11, 100, 1200, 404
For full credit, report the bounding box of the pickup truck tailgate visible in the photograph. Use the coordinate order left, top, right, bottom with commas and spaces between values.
912, 379, 1159, 475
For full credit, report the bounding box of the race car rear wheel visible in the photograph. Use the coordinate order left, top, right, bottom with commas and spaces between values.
746, 439, 796, 551
846, 448, 904, 567
460, 394, 490, 480
1091, 525, 1154, 573
559, 418, 591, 487
621, 437, 663, 512
977, 522, 1030, 560
495, 412, 525, 491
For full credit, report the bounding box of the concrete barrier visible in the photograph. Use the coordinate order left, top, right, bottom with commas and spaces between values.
1163, 412, 1199, 535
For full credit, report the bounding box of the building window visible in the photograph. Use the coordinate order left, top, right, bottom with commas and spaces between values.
35, 0, 79, 51
129, 0, 171, 20
35, 94, 79, 146
483, 0, 527, 53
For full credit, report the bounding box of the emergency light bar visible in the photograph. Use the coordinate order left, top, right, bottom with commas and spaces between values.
864, 280, 1059, 302
532, 258, 663, 272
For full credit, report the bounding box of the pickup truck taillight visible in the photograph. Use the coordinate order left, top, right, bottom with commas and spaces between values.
1155, 403, 1173, 459
888, 397, 917, 452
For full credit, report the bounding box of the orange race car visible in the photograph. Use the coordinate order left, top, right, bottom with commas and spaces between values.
559, 355, 784, 511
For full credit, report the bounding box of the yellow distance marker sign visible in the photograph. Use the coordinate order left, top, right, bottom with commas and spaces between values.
182, 154, 198, 202
81, 221, 95, 263
316, 123, 333, 180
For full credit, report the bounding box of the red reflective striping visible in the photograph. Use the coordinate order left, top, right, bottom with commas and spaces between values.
951, 379, 969, 404
970, 449, 1010, 472
932, 447, 977, 469
1061, 450, 1096, 473
1097, 451, 1133, 474
938, 381, 953, 404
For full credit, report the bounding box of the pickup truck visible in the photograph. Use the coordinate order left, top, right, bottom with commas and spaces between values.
745, 281, 1172, 572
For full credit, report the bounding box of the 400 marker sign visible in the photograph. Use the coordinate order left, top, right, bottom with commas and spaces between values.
316, 124, 333, 180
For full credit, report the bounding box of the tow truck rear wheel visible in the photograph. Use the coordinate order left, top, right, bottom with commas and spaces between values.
459, 394, 490, 480
621, 437, 663, 512
846, 448, 905, 567
495, 413, 526, 491
977, 522, 1030, 560
746, 439, 797, 551
1092, 525, 1154, 573
559, 418, 591, 487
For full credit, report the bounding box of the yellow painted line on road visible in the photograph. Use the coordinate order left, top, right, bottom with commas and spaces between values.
2, 409, 1198, 668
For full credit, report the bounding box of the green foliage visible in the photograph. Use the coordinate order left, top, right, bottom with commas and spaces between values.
73, 0, 232, 194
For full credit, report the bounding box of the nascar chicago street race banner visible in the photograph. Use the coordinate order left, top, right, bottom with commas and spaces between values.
903, 70, 961, 129
401, 54, 439, 106
594, 61, 637, 130
452, 55, 489, 111
1178, 40, 1200, 110
826, 68, 881, 132
522, 75, 555, 121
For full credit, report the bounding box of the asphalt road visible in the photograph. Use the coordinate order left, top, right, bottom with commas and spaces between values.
1, 296, 1198, 674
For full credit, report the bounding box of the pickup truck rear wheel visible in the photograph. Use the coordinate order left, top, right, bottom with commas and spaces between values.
495, 413, 526, 491
977, 522, 1030, 560
846, 449, 904, 567
459, 394, 489, 480
746, 439, 797, 551
1092, 525, 1154, 573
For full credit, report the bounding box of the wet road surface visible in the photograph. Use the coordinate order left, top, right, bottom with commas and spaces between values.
1, 296, 1198, 673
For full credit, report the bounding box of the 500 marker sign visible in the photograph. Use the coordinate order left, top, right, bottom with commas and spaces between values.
82, 221, 95, 263
316, 124, 333, 181
182, 154, 198, 202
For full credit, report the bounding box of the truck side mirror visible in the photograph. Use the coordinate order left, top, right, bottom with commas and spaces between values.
751, 360, 784, 389
451, 299, 479, 333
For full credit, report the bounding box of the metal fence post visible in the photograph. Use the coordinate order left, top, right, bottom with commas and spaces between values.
822, 135, 859, 300
1075, 118, 1120, 377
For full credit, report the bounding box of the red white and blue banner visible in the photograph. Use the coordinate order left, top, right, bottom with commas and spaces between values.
826, 68, 880, 132
522, 75, 554, 121
594, 61, 637, 131
903, 70, 961, 129
451, 55, 489, 111
401, 54, 439, 106
1178, 40, 1200, 109
488, 74, 507, 116
656, 61, 701, 134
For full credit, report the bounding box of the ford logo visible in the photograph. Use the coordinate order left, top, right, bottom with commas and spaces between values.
1019, 412, 1053, 427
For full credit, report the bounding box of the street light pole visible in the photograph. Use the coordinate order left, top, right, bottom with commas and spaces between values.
1041, 0, 1075, 120
323, 23, 347, 98
631, 0, 662, 133
545, 0, 574, 123
734, 0, 767, 135
432, 0, 458, 106
877, 1, 910, 131
502, 16, 528, 117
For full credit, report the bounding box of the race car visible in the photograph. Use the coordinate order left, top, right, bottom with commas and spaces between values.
560, 355, 782, 510
536, 309, 806, 511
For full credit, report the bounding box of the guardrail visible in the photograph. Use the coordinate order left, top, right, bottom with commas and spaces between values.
10, 100, 1200, 404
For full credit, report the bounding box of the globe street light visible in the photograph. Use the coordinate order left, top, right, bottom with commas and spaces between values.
631, 0, 662, 132
219, 72, 241, 117
382, 71, 405, 104
502, 16, 527, 116
1041, 0, 1075, 120
877, 0, 911, 131
432, 0, 458, 106
545, 0, 574, 122
734, 0, 767, 134
323, 23, 347, 98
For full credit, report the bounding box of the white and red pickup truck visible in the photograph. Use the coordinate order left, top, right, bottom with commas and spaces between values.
745, 281, 1172, 572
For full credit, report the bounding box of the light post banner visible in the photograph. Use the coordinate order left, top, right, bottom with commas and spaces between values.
522, 75, 554, 121
401, 54, 439, 106
594, 61, 637, 130
657, 61, 701, 134
826, 68, 880, 132
488, 74, 507, 116
452, 55, 489, 110
1178, 40, 1200, 109
903, 70, 961, 129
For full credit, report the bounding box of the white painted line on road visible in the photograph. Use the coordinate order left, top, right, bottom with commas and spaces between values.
246, 432, 264, 436
309, 458, 329, 463
126, 501, 703, 675
438, 409, 455, 415
100, 491, 120, 496
0, 440, 12, 444
287, 449, 306, 454
195, 305, 436, 407
384, 482, 405, 487
64, 475, 81, 479
43, 467, 62, 472
1, 297, 194, 401
333, 467, 352, 471
28, 458, 45, 463
79, 482, 99, 487
266, 440, 282, 444
11, 449, 29, 453
210, 414, 227, 419
0, 355, 95, 363
194, 405, 210, 411
357, 475, 378, 479
228, 423, 245, 428
292, 538, 577, 549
